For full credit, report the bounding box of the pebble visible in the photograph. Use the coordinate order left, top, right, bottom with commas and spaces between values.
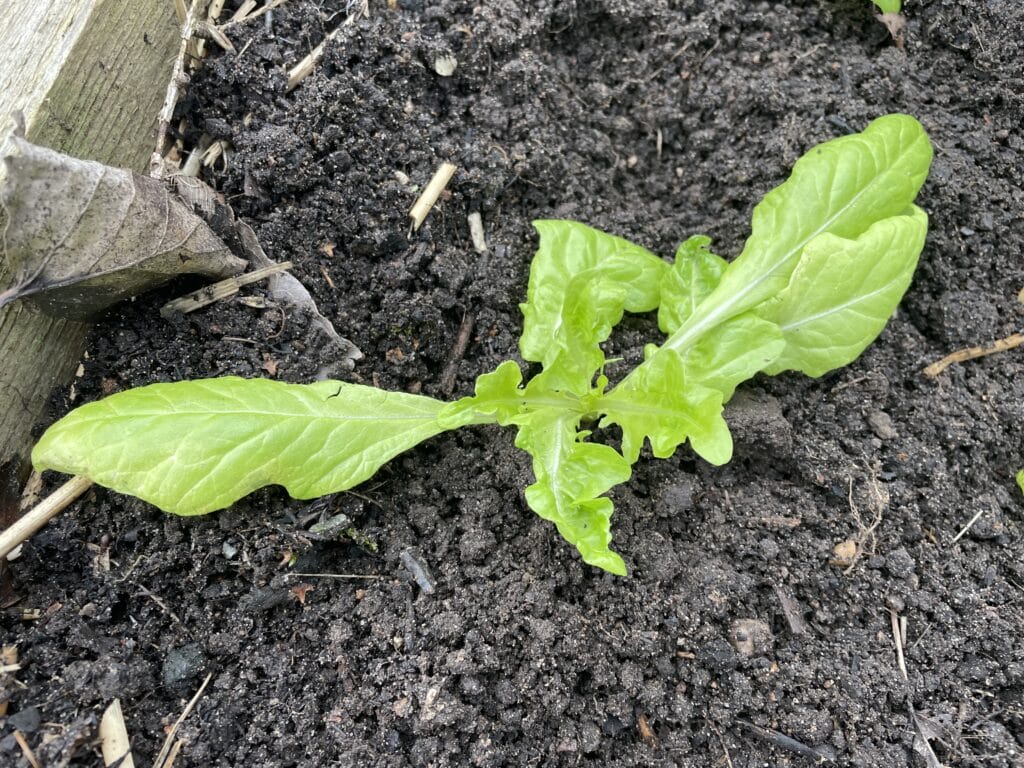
866, 410, 898, 440
728, 619, 773, 658
433, 55, 457, 77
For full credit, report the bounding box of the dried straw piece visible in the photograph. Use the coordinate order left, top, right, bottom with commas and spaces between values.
160, 261, 293, 317
410, 163, 457, 230
100, 699, 136, 768
0, 476, 92, 561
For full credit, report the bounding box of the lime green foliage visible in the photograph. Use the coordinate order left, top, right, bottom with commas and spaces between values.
34, 378, 447, 515
1017, 469, 1024, 496
34, 114, 932, 575
872, 0, 901, 13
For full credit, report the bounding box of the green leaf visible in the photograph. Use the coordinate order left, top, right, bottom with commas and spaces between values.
656, 114, 933, 360
1017, 469, 1024, 496
514, 409, 632, 575
33, 377, 448, 515
599, 350, 733, 466
438, 360, 528, 428
872, 0, 901, 13
658, 235, 728, 334
758, 206, 928, 377
521, 221, 667, 389
532, 267, 630, 395
681, 312, 785, 401
438, 360, 585, 428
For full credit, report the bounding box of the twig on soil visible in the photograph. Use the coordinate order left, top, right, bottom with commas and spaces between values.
162, 740, 186, 768
285, 1, 365, 93
710, 725, 735, 768
773, 585, 809, 636
889, 606, 908, 681
286, 572, 382, 580
133, 582, 187, 631
439, 311, 475, 396
100, 699, 136, 768
226, 0, 290, 25
923, 332, 1024, 377
159, 261, 293, 318
410, 162, 458, 231
152, 0, 203, 178
13, 731, 40, 768
735, 719, 833, 763
153, 672, 213, 768
0, 476, 92, 561
950, 508, 987, 544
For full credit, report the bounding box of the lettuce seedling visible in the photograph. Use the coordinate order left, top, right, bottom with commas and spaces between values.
872, 0, 901, 13
1017, 469, 1024, 496
33, 114, 933, 575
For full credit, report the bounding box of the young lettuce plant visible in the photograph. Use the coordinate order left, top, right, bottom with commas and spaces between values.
33, 114, 933, 575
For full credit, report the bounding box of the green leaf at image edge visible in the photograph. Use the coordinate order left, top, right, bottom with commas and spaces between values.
33, 377, 449, 515
1017, 469, 1024, 496
872, 0, 901, 14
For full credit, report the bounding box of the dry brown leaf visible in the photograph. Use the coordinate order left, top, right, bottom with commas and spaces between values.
1, 138, 244, 318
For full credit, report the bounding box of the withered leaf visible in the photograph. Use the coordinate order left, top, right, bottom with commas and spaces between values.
0, 137, 245, 319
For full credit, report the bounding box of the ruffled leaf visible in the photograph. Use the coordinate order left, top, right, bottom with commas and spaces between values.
514, 409, 632, 575
599, 350, 733, 466
521, 220, 667, 392
658, 235, 727, 334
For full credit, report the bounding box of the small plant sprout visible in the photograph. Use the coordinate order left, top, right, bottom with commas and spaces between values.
34, 114, 933, 575
872, 0, 901, 13
1017, 469, 1024, 496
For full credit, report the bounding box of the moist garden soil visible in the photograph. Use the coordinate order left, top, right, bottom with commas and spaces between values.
3, 0, 1024, 765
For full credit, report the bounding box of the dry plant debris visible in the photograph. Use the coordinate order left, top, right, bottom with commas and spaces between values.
0, 138, 244, 319
409, 162, 457, 230
924, 332, 1024, 377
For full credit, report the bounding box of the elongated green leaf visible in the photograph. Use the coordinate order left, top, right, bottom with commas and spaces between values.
521, 220, 667, 370
658, 236, 727, 334
514, 409, 631, 575
1017, 469, 1024, 496
33, 377, 448, 514
657, 114, 933, 359
599, 350, 732, 465
758, 206, 927, 377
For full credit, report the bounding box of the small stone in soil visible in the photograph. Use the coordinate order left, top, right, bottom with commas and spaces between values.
866, 410, 898, 440
400, 547, 437, 594
728, 619, 773, 659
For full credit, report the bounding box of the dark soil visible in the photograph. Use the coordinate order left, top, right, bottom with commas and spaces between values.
4, 0, 1024, 765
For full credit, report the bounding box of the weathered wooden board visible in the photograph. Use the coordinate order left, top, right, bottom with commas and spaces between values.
0, 0, 180, 545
